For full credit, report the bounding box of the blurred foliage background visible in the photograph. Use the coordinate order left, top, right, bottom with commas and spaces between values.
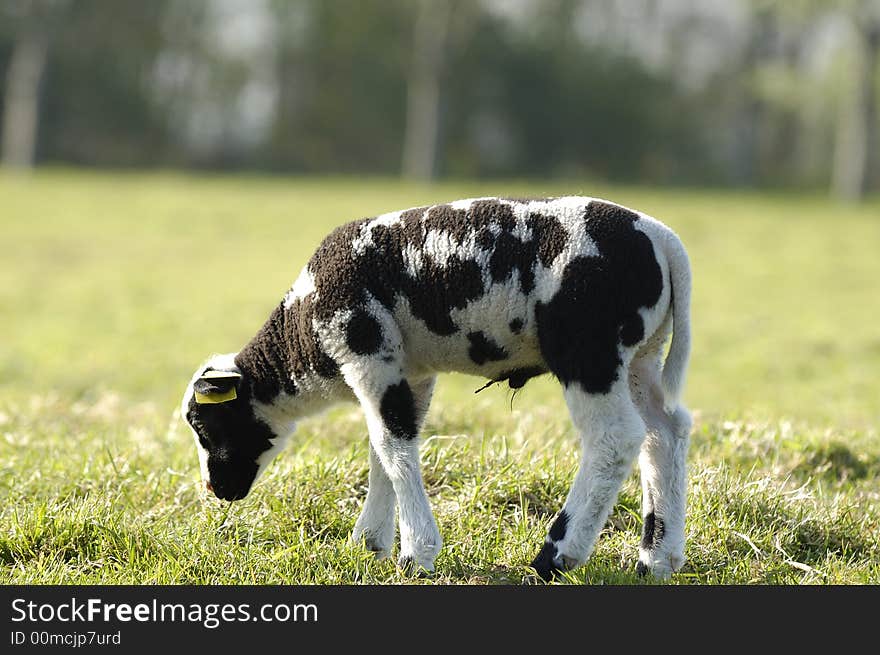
1, 0, 879, 200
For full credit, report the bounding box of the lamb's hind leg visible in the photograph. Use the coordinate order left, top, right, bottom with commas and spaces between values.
630, 355, 692, 578
352, 377, 436, 560
531, 379, 647, 581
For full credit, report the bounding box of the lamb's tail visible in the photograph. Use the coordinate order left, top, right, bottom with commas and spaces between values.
660, 230, 692, 414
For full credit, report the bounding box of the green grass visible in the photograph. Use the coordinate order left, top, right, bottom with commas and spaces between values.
1, 170, 878, 584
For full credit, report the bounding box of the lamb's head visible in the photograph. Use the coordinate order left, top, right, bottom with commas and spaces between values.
181, 353, 287, 501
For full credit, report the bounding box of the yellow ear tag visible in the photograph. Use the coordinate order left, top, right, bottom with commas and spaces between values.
194, 388, 237, 404
194, 370, 241, 404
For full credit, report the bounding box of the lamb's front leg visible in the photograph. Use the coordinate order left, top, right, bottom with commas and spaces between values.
352, 444, 396, 559
352, 377, 436, 561
351, 374, 441, 573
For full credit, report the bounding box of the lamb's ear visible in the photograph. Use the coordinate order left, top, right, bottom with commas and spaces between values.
193, 370, 242, 404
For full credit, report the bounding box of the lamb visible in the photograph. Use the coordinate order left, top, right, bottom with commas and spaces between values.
181, 196, 693, 581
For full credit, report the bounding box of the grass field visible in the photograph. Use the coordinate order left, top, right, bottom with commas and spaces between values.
1, 170, 878, 584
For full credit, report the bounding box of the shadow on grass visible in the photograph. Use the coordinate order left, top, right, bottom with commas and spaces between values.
443, 560, 654, 586
796, 441, 878, 484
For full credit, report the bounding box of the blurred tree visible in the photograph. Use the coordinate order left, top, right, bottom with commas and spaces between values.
442, 0, 706, 181
151, 0, 274, 168
1, 0, 69, 169
831, 0, 880, 201
400, 0, 452, 180
730, 5, 776, 186
756, 0, 880, 199
267, 0, 411, 173
0, 0, 874, 199
42, 0, 179, 166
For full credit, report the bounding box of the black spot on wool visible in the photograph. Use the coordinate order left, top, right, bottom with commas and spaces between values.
480, 210, 568, 295
531, 212, 569, 268
467, 331, 508, 365
380, 380, 418, 439
306, 214, 485, 337
405, 254, 484, 336
423, 199, 517, 241
640, 511, 665, 550
235, 300, 338, 403
549, 510, 569, 541
307, 219, 394, 318
535, 202, 663, 394
234, 303, 299, 403
346, 310, 383, 355
489, 231, 534, 292
508, 318, 524, 334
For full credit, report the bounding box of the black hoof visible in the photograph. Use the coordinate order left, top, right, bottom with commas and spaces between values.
636, 560, 649, 577
397, 555, 433, 578
530, 542, 563, 582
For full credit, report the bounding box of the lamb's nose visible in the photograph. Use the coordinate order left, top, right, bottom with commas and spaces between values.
205, 481, 214, 493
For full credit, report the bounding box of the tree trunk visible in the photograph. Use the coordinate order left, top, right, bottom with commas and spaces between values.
1, 28, 49, 169
401, 0, 452, 181
863, 23, 879, 193
831, 20, 879, 202
730, 9, 775, 187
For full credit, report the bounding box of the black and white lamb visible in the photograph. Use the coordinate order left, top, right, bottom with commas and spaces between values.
181, 196, 693, 581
